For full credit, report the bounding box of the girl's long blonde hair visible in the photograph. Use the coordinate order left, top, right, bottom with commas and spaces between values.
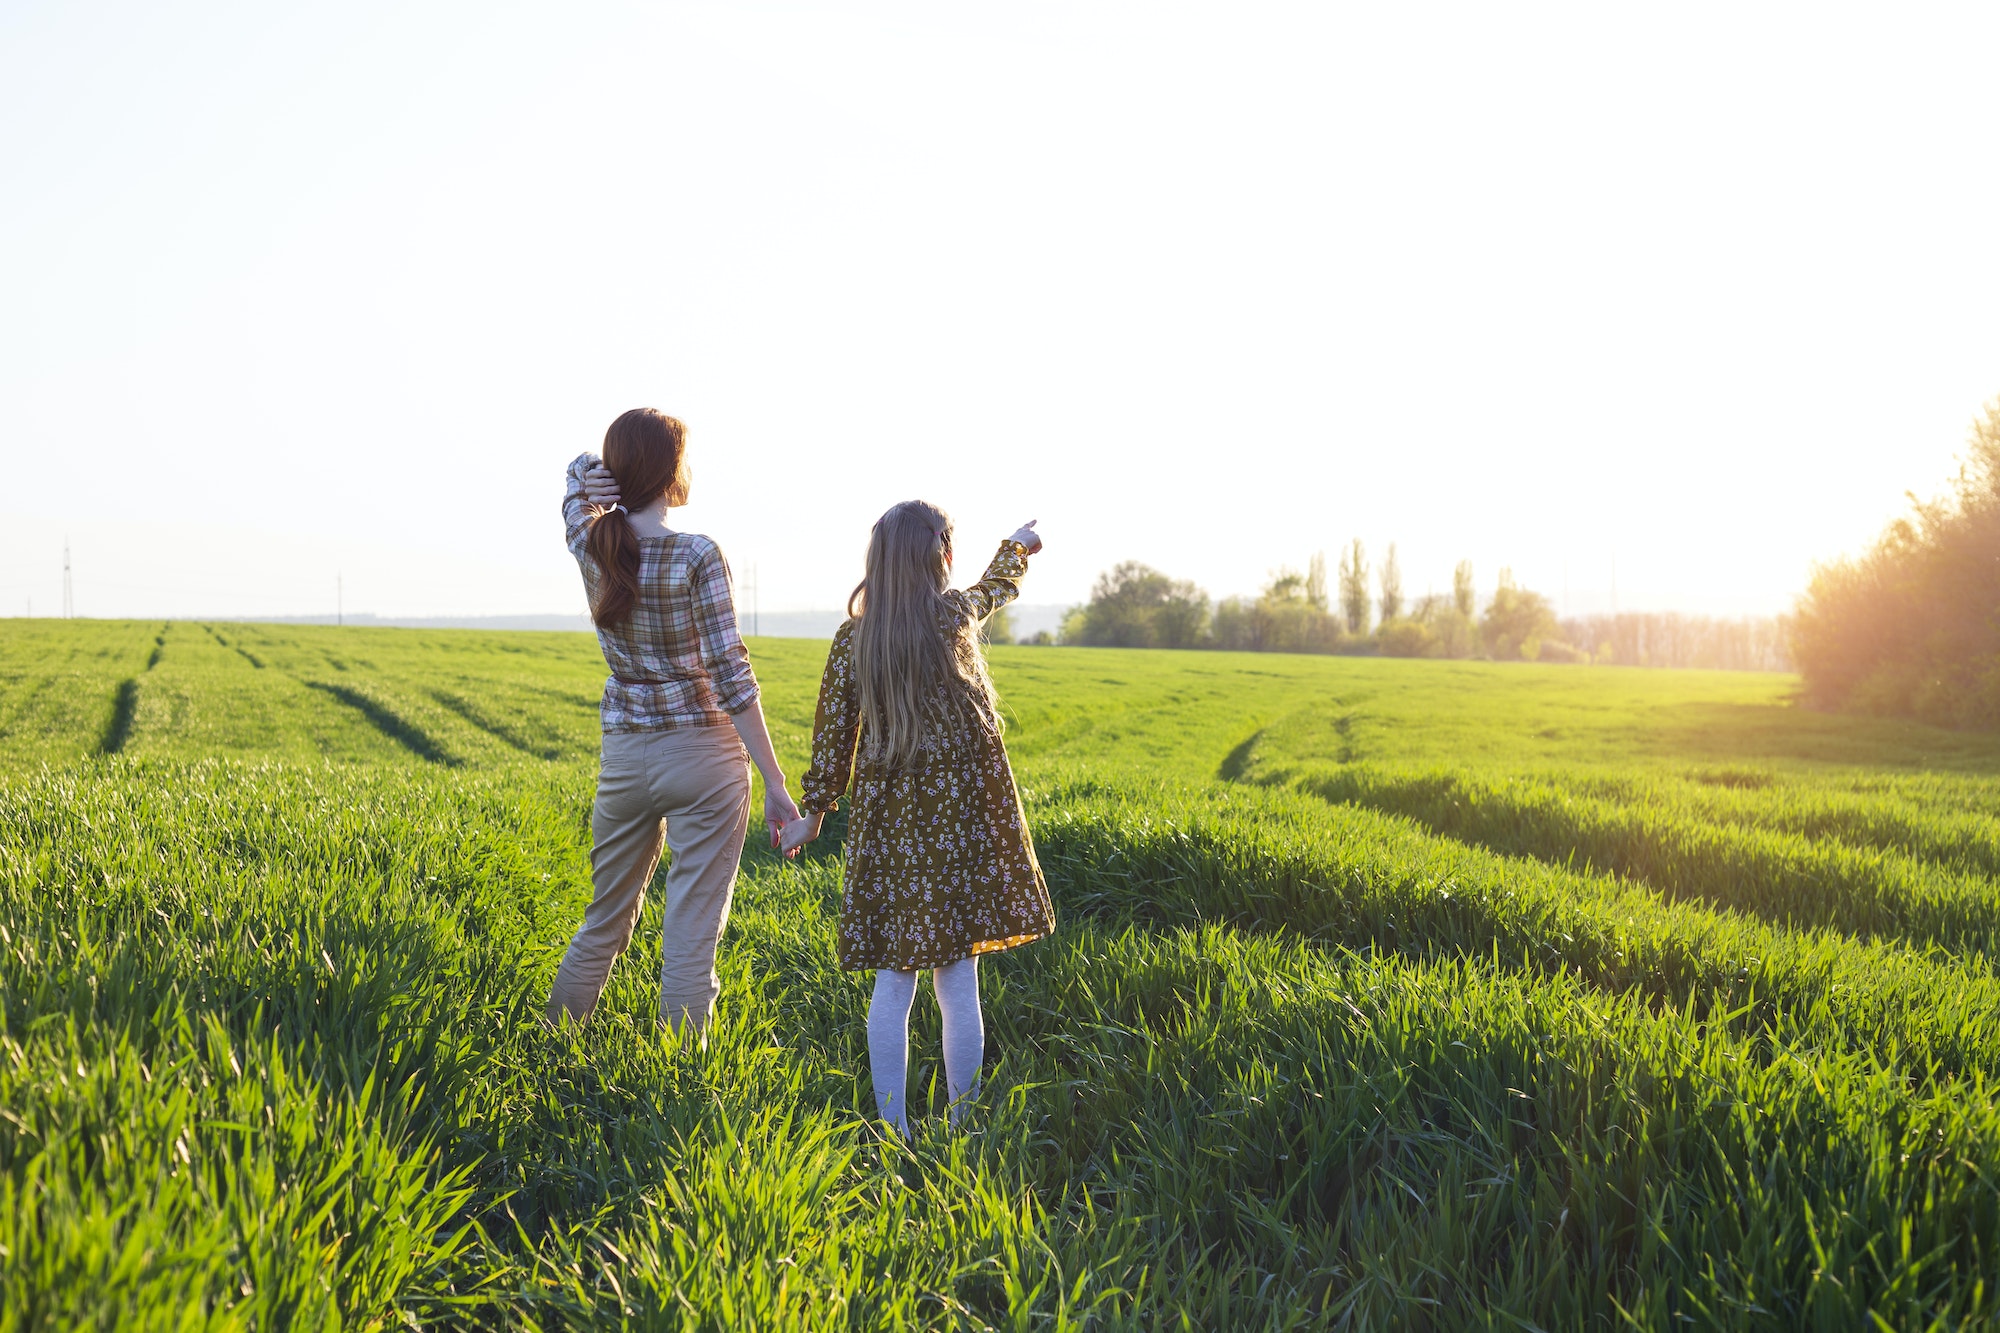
847, 500, 1000, 768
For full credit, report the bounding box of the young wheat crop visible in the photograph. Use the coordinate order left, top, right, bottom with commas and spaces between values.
3, 622, 1998, 1327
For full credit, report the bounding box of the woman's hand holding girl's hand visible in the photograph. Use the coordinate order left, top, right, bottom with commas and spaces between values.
765, 787, 801, 851
584, 462, 623, 508
1009, 520, 1043, 554
778, 812, 823, 858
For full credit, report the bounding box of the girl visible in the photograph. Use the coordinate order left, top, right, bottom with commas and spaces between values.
780, 502, 1055, 1136
548, 408, 799, 1036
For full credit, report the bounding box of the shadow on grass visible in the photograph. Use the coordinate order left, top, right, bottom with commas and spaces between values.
1640, 700, 2000, 773
304, 681, 458, 765
430, 689, 562, 760
1216, 729, 1264, 782
97, 679, 138, 755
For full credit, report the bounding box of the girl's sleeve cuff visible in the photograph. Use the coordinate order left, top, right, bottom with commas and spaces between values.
986, 540, 1030, 579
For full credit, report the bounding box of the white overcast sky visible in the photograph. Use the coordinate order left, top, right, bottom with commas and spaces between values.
3, 1, 1997, 622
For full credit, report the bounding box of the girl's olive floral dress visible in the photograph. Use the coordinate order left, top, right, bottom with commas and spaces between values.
800, 541, 1057, 971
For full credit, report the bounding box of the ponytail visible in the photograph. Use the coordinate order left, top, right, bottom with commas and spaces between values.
587, 506, 642, 627
586, 408, 691, 628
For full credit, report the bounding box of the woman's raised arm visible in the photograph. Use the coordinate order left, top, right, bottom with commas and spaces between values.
561, 453, 627, 560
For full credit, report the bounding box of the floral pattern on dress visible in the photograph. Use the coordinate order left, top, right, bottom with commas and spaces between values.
800, 541, 1056, 971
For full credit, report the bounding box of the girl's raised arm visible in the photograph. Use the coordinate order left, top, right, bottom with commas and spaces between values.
957, 521, 1042, 623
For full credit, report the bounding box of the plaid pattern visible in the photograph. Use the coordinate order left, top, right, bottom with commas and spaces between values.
564, 454, 760, 733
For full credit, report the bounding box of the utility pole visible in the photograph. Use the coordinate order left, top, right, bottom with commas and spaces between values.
62, 539, 73, 618
337, 574, 343, 627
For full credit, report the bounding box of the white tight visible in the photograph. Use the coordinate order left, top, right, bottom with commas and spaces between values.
867, 958, 982, 1136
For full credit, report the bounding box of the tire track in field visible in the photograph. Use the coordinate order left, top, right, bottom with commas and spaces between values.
428, 689, 559, 759
98, 624, 170, 755
1260, 764, 2000, 969
201, 624, 458, 764
1025, 791, 2000, 1085
1216, 728, 1265, 781
96, 680, 140, 755
301, 681, 460, 765
201, 624, 264, 669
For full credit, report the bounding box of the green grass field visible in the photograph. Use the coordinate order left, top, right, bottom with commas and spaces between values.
6, 618, 2000, 1329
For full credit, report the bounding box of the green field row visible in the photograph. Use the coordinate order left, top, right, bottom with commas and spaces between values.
6, 755, 2000, 1326
15, 619, 2000, 783
6, 619, 2000, 1327
1246, 761, 2000, 964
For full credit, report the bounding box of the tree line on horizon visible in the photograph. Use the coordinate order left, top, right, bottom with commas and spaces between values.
1792, 399, 2000, 727
990, 397, 2000, 710
998, 542, 1790, 671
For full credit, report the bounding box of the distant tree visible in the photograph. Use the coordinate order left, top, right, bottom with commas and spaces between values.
1026, 629, 1055, 646
1152, 584, 1212, 648
979, 605, 1016, 646
1389, 591, 1474, 659
1416, 589, 1477, 659
1265, 567, 1308, 602
1792, 398, 2000, 725
1376, 616, 1433, 657
1452, 560, 1476, 618
1562, 612, 1791, 671
1069, 562, 1211, 649
1338, 539, 1370, 635
1078, 563, 1164, 647
1481, 567, 1557, 660
1378, 543, 1404, 623
1305, 552, 1330, 613
1208, 567, 1345, 654
1211, 596, 1257, 651
1250, 567, 1343, 653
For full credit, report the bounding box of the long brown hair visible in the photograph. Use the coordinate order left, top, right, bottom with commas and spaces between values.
587, 408, 691, 627
847, 500, 1000, 767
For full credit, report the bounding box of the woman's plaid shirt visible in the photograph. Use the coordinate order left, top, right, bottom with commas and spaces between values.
563, 454, 761, 733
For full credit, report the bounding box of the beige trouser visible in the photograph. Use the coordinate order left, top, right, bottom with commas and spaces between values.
546, 726, 752, 1033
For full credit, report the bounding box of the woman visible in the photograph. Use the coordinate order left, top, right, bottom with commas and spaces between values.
547, 407, 798, 1036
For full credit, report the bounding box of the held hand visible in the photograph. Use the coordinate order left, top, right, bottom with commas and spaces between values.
778, 812, 823, 858
1008, 519, 1043, 555
584, 462, 623, 509
765, 787, 801, 852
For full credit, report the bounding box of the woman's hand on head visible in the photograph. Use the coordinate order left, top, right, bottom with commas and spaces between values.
584, 463, 623, 509
1009, 520, 1043, 554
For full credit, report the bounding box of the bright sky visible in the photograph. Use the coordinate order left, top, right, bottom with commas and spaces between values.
4, 1, 1997, 623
